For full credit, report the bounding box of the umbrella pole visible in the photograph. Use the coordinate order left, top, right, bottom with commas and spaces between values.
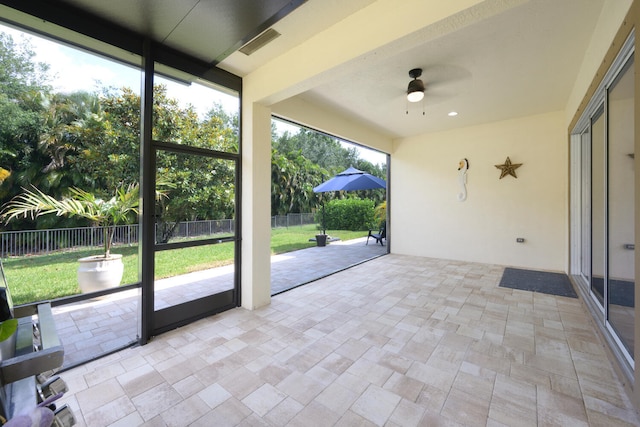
322, 202, 326, 235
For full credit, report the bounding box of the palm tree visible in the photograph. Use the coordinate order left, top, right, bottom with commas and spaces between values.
374, 201, 387, 226
1, 184, 139, 258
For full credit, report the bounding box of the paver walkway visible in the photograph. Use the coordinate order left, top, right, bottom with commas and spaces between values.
271, 236, 386, 294
54, 237, 387, 367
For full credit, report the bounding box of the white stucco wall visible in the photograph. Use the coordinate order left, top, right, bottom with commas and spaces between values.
565, 0, 633, 127
391, 111, 567, 272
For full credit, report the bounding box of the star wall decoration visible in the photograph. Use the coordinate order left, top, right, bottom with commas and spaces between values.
495, 156, 522, 179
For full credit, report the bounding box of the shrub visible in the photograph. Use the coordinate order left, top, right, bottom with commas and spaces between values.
374, 201, 386, 226
316, 198, 375, 231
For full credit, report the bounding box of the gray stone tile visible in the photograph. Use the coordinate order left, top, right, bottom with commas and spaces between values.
351, 384, 402, 426
57, 254, 640, 427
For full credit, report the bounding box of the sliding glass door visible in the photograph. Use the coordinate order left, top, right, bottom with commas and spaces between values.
607, 55, 635, 357
573, 47, 635, 364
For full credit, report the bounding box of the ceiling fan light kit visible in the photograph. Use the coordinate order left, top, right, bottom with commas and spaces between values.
407, 68, 425, 102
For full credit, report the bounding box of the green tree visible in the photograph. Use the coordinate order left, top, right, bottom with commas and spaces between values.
37, 91, 104, 191
271, 149, 327, 216
271, 126, 387, 216
69, 86, 141, 192
150, 87, 239, 241
0, 32, 51, 202
273, 128, 358, 173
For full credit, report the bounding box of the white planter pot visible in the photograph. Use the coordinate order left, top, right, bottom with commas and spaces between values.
77, 254, 124, 293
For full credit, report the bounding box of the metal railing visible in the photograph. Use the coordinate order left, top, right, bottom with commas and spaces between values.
0, 225, 138, 258
172, 219, 235, 238
1, 214, 316, 257
271, 213, 315, 228
1, 219, 232, 258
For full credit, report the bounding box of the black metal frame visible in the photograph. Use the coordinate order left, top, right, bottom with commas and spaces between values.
0, 0, 242, 90
136, 54, 242, 340
140, 40, 156, 344
148, 139, 240, 339
0, 3, 244, 346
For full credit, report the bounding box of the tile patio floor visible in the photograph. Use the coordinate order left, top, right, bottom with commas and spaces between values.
55, 253, 640, 426
53, 237, 386, 367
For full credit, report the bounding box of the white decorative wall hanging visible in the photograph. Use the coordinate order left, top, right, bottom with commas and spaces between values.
457, 158, 469, 201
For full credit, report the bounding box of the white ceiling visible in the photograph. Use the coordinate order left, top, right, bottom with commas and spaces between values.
219, 0, 607, 139
15, 0, 608, 140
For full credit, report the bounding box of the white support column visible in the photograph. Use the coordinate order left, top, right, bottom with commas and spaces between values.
241, 101, 272, 309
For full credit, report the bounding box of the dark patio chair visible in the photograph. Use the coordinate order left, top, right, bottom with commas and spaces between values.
366, 222, 386, 246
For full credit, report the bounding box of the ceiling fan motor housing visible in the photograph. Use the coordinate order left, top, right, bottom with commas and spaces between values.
407, 68, 425, 101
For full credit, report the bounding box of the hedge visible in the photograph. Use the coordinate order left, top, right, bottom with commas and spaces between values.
316, 198, 375, 231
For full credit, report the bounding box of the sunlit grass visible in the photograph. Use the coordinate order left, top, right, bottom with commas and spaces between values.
2, 225, 367, 305
270, 224, 366, 254
3, 246, 139, 304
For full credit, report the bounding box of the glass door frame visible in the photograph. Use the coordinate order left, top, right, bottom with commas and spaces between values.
150, 142, 240, 335
590, 105, 607, 309
139, 42, 242, 342
579, 127, 592, 288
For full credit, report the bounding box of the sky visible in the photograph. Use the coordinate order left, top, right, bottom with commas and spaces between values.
1, 22, 386, 166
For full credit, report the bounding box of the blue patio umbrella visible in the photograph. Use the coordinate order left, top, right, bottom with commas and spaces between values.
313, 167, 386, 235
313, 167, 386, 193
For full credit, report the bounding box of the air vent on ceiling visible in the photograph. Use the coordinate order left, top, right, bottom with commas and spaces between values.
239, 28, 281, 56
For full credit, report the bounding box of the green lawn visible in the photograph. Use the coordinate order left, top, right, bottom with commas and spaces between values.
2, 224, 367, 305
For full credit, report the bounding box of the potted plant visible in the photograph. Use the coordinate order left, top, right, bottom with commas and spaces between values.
315, 233, 328, 247
1, 184, 140, 293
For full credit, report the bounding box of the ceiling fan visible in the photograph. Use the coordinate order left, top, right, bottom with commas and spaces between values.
406, 68, 425, 102
400, 65, 471, 111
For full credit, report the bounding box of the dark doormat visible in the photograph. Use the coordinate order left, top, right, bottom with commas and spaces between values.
499, 267, 578, 298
